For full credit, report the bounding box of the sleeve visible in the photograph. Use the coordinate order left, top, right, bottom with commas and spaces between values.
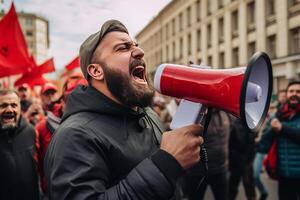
280, 122, 300, 144
35, 120, 48, 193
258, 117, 275, 153
45, 126, 179, 200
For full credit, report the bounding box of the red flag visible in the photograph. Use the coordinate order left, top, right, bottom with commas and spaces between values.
0, 3, 32, 77
65, 56, 80, 71
15, 74, 48, 87
14, 58, 55, 87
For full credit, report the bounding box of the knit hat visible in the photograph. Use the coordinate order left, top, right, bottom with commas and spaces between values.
79, 19, 129, 80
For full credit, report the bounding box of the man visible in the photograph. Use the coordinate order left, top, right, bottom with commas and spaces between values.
0, 89, 39, 200
16, 83, 32, 113
276, 89, 287, 110
40, 82, 58, 112
37, 77, 88, 197
259, 80, 300, 200
45, 20, 204, 199
229, 118, 256, 200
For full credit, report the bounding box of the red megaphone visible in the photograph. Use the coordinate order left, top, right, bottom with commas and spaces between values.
154, 52, 273, 132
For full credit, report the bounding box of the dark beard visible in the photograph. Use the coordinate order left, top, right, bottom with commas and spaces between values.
288, 95, 300, 109
101, 61, 155, 108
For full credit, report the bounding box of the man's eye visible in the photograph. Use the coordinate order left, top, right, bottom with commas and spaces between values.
118, 44, 130, 51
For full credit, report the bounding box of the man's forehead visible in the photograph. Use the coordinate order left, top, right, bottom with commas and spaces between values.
288, 84, 300, 90
100, 31, 133, 46
0, 93, 20, 103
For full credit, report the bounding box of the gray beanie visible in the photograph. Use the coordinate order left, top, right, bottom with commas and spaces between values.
79, 19, 129, 79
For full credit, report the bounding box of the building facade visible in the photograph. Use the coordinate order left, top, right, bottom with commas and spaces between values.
0, 11, 49, 64
136, 0, 300, 91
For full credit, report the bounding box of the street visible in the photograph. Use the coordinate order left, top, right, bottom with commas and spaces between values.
204, 172, 278, 200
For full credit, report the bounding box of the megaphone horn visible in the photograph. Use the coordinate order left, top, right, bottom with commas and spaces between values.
154, 52, 273, 132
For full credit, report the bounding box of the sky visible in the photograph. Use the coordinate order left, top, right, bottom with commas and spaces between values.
2, 0, 171, 73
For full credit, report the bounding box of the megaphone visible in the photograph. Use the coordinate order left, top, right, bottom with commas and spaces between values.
154, 52, 273, 132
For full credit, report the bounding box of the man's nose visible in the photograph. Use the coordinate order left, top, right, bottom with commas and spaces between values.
131, 46, 144, 59
5, 105, 14, 112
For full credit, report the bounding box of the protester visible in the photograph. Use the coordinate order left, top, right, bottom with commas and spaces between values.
16, 83, 32, 113
45, 19, 204, 200
0, 89, 39, 200
36, 77, 87, 198
259, 80, 300, 200
276, 89, 287, 110
181, 109, 231, 200
229, 118, 256, 200
253, 90, 287, 200
40, 82, 58, 112
24, 101, 45, 126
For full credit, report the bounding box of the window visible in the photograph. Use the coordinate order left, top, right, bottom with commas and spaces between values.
232, 47, 239, 66
179, 13, 183, 31
207, 24, 212, 48
266, 0, 275, 16
267, 35, 276, 59
248, 42, 256, 59
247, 2, 255, 25
166, 45, 169, 62
188, 34, 192, 55
232, 10, 238, 37
26, 31, 33, 37
208, 56, 212, 66
187, 7, 191, 27
290, 27, 300, 54
180, 37, 183, 58
289, 0, 300, 7
196, 0, 201, 21
197, 29, 201, 51
207, 0, 212, 15
172, 41, 176, 60
219, 52, 225, 68
172, 19, 176, 35
219, 17, 224, 42
165, 24, 169, 40
218, 0, 224, 9
25, 18, 33, 26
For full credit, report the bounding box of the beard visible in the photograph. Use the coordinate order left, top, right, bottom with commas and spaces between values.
0, 113, 19, 131
288, 95, 300, 109
101, 61, 155, 108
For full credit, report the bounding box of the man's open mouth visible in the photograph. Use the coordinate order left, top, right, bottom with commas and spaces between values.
2, 114, 15, 123
131, 66, 146, 84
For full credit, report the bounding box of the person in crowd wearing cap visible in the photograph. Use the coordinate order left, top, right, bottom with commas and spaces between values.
259, 80, 300, 200
45, 19, 204, 200
0, 89, 40, 200
40, 82, 58, 113
16, 83, 32, 113
36, 77, 87, 199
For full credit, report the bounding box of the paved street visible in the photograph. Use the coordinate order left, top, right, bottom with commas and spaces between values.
204, 172, 278, 200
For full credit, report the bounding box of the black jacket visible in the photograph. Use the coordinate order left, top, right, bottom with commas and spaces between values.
229, 118, 256, 171
0, 117, 39, 200
45, 85, 183, 200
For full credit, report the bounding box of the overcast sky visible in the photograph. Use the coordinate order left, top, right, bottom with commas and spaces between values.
3, 0, 171, 72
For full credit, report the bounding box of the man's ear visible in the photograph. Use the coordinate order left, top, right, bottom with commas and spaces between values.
87, 64, 104, 81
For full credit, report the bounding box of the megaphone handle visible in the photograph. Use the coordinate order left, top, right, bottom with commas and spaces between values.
200, 107, 211, 172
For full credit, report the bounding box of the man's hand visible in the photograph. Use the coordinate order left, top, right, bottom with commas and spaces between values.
270, 118, 282, 132
160, 124, 204, 170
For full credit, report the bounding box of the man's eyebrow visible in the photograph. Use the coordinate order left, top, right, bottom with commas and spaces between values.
113, 39, 137, 49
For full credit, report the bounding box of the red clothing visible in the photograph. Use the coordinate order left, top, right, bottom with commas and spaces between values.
36, 118, 52, 193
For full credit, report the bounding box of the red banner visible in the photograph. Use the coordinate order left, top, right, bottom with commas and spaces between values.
0, 3, 33, 77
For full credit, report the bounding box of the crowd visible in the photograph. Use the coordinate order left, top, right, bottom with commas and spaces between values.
0, 19, 299, 200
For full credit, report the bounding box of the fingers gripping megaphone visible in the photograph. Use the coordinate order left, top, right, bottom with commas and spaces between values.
154, 52, 273, 132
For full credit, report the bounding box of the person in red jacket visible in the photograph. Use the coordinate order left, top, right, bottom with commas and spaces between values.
36, 77, 88, 198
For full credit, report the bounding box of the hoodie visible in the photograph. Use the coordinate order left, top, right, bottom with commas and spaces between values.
45, 85, 183, 200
